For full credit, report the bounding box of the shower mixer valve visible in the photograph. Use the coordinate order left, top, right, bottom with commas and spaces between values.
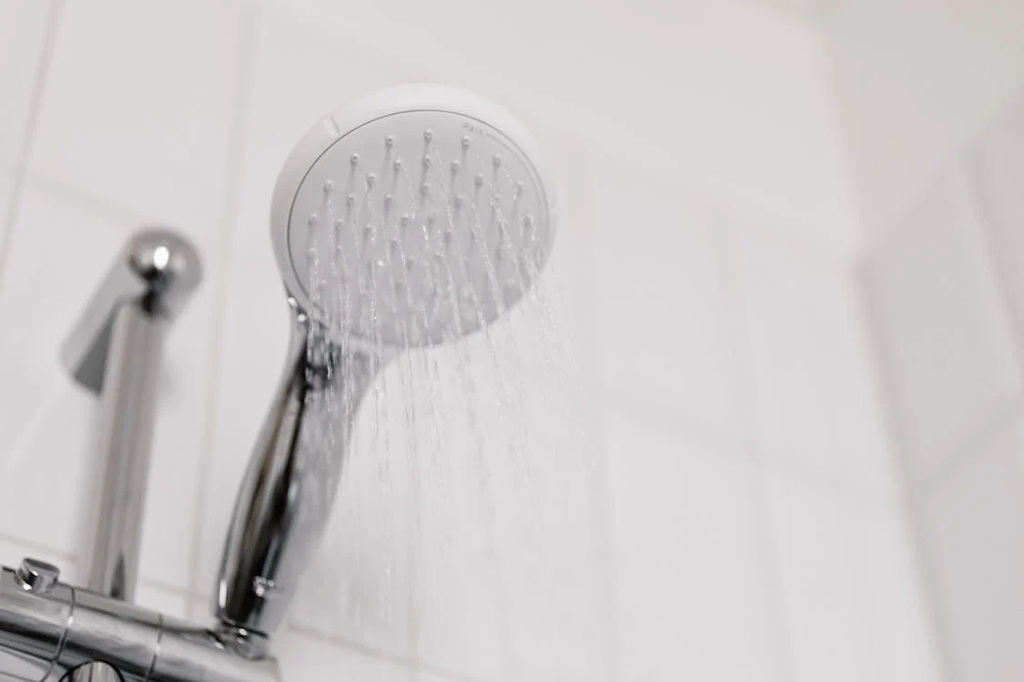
0, 85, 556, 681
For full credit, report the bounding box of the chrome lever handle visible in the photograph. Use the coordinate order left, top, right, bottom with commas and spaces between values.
62, 228, 201, 393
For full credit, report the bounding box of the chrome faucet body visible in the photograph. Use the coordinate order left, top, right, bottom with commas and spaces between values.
0, 229, 277, 682
0, 561, 277, 682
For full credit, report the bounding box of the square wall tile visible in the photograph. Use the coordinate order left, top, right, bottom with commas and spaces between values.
0, 184, 218, 591
767, 471, 941, 682
605, 410, 777, 682
970, 90, 1024, 356
29, 0, 245, 232
734, 223, 896, 498
863, 170, 1020, 484
590, 162, 735, 429
917, 412, 1024, 682
0, 0, 52, 172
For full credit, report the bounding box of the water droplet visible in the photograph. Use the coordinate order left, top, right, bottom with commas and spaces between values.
350, 153, 360, 166
422, 156, 432, 170
493, 154, 503, 168
420, 182, 430, 196
308, 214, 319, 227
450, 160, 461, 174
423, 129, 434, 143
461, 135, 471, 149
393, 158, 403, 172
474, 173, 484, 188
347, 194, 356, 207
323, 179, 334, 194
366, 174, 377, 189
385, 135, 395, 148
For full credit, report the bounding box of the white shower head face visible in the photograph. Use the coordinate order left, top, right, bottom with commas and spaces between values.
272, 86, 556, 350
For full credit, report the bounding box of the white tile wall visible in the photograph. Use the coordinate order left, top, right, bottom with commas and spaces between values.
916, 412, 1024, 682
969, 91, 1024, 362
0, 0, 52, 174
28, 0, 246, 232
605, 410, 777, 682
766, 470, 941, 682
863, 170, 1021, 485
590, 162, 735, 430
855, 57, 1024, 682
732, 220, 896, 498
825, 0, 1024, 234
0, 0, 970, 681
0, 174, 12, 245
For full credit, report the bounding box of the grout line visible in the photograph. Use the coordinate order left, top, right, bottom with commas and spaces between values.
287, 622, 484, 682
184, 2, 260, 616
19, 171, 153, 226
0, 531, 75, 564
716, 217, 797, 682
853, 258, 956, 682
958, 157, 1024, 386
562, 142, 622, 682
911, 394, 1024, 498
0, 0, 64, 292
600, 381, 896, 506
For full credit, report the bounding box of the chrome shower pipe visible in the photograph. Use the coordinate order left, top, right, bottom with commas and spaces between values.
61, 228, 201, 602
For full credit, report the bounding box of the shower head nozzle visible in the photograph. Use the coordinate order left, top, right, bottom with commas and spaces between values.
270, 84, 558, 350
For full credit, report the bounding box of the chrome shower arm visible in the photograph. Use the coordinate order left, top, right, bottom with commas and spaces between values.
214, 300, 380, 638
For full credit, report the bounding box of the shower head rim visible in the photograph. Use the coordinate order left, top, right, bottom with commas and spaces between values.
270, 84, 559, 349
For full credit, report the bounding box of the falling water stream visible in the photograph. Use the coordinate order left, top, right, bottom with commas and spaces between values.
295, 130, 610, 681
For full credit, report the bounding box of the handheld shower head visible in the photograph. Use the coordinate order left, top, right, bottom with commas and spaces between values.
215, 85, 558, 641
271, 84, 557, 350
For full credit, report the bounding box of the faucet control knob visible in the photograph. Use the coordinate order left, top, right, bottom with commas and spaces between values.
16, 557, 60, 593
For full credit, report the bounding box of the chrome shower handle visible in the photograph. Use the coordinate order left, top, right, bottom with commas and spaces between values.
214, 300, 380, 637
